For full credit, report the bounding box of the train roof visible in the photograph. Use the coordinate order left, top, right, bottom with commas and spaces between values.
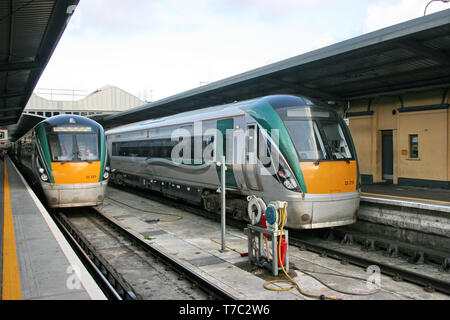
39, 114, 103, 128
105, 95, 322, 135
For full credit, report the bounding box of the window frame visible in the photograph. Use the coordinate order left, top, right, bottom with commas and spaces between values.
409, 134, 419, 159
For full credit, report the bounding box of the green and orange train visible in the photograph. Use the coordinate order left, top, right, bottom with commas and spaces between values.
12, 115, 109, 208
107, 95, 360, 229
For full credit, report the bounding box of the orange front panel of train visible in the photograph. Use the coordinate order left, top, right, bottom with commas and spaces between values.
51, 162, 101, 184
300, 160, 357, 194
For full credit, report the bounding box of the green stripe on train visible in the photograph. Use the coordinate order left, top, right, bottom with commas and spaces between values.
36, 123, 55, 183
240, 100, 308, 193
99, 125, 106, 182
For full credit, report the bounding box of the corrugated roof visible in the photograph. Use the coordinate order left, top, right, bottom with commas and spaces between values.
0, 0, 79, 127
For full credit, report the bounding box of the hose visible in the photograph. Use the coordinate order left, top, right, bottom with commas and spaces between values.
263, 203, 342, 300
247, 196, 266, 224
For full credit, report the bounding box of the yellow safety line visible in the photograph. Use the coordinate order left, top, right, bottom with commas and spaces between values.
2, 160, 21, 300
361, 192, 450, 205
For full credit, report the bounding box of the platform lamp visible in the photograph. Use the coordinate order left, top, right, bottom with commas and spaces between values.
424, 0, 449, 15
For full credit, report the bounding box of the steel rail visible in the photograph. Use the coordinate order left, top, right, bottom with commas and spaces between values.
90, 208, 238, 300
110, 184, 450, 296
289, 236, 450, 295
52, 211, 138, 300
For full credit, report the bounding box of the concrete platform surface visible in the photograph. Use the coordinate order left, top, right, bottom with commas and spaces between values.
361, 183, 450, 204
98, 187, 449, 300
1, 157, 106, 300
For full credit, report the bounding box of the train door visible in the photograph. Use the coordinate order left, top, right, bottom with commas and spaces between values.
243, 123, 262, 191
382, 130, 393, 182
216, 118, 237, 188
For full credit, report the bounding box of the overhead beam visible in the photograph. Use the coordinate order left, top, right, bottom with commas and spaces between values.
0, 106, 22, 113
0, 61, 41, 73
264, 76, 341, 101
399, 40, 450, 65
345, 81, 450, 101
323, 64, 449, 93
0, 91, 26, 99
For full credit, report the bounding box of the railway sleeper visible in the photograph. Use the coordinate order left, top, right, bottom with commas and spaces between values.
384, 244, 399, 258
408, 251, 426, 265
442, 258, 450, 272
341, 233, 353, 245
333, 228, 450, 269
361, 239, 377, 252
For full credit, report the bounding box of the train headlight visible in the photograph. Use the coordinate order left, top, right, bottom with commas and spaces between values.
38, 168, 44, 174
40, 174, 49, 182
278, 169, 291, 179
276, 164, 301, 192
105, 166, 110, 172
283, 179, 297, 190
103, 172, 109, 179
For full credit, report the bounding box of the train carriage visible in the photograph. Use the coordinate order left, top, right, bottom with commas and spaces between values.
13, 115, 109, 208
106, 95, 360, 229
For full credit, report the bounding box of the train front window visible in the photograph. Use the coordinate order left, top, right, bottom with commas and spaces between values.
76, 133, 99, 161
277, 106, 354, 162
284, 120, 327, 161
320, 121, 352, 160
48, 132, 99, 162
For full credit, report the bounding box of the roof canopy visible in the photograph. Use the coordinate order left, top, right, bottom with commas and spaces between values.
0, 0, 79, 129
102, 9, 450, 129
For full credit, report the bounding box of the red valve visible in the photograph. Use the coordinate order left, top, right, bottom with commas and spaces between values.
260, 214, 269, 238
278, 237, 287, 267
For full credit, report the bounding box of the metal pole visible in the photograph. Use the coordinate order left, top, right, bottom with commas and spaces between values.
221, 155, 226, 252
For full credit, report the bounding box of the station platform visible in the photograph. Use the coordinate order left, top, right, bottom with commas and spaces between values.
0, 157, 106, 300
97, 187, 449, 300
360, 183, 450, 212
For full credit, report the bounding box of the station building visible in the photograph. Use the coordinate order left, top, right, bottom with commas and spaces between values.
347, 88, 449, 189
23, 85, 144, 118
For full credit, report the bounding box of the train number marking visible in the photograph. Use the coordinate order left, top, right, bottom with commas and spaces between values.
344, 180, 355, 186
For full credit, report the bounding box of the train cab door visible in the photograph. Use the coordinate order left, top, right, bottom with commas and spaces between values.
243, 123, 262, 191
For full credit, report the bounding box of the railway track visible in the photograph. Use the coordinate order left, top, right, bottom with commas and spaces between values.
289, 232, 450, 295
110, 184, 450, 296
51, 207, 237, 300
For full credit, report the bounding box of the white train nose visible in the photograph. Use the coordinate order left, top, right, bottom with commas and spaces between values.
42, 180, 108, 208
284, 191, 360, 229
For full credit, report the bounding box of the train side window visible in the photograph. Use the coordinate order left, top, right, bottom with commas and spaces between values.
203, 135, 215, 162
112, 142, 118, 156
409, 134, 418, 158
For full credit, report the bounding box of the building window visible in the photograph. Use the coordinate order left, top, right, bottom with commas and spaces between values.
409, 134, 418, 158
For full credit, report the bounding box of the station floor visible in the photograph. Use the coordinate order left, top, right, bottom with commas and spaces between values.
97, 187, 449, 300
361, 183, 450, 203
0, 157, 105, 300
